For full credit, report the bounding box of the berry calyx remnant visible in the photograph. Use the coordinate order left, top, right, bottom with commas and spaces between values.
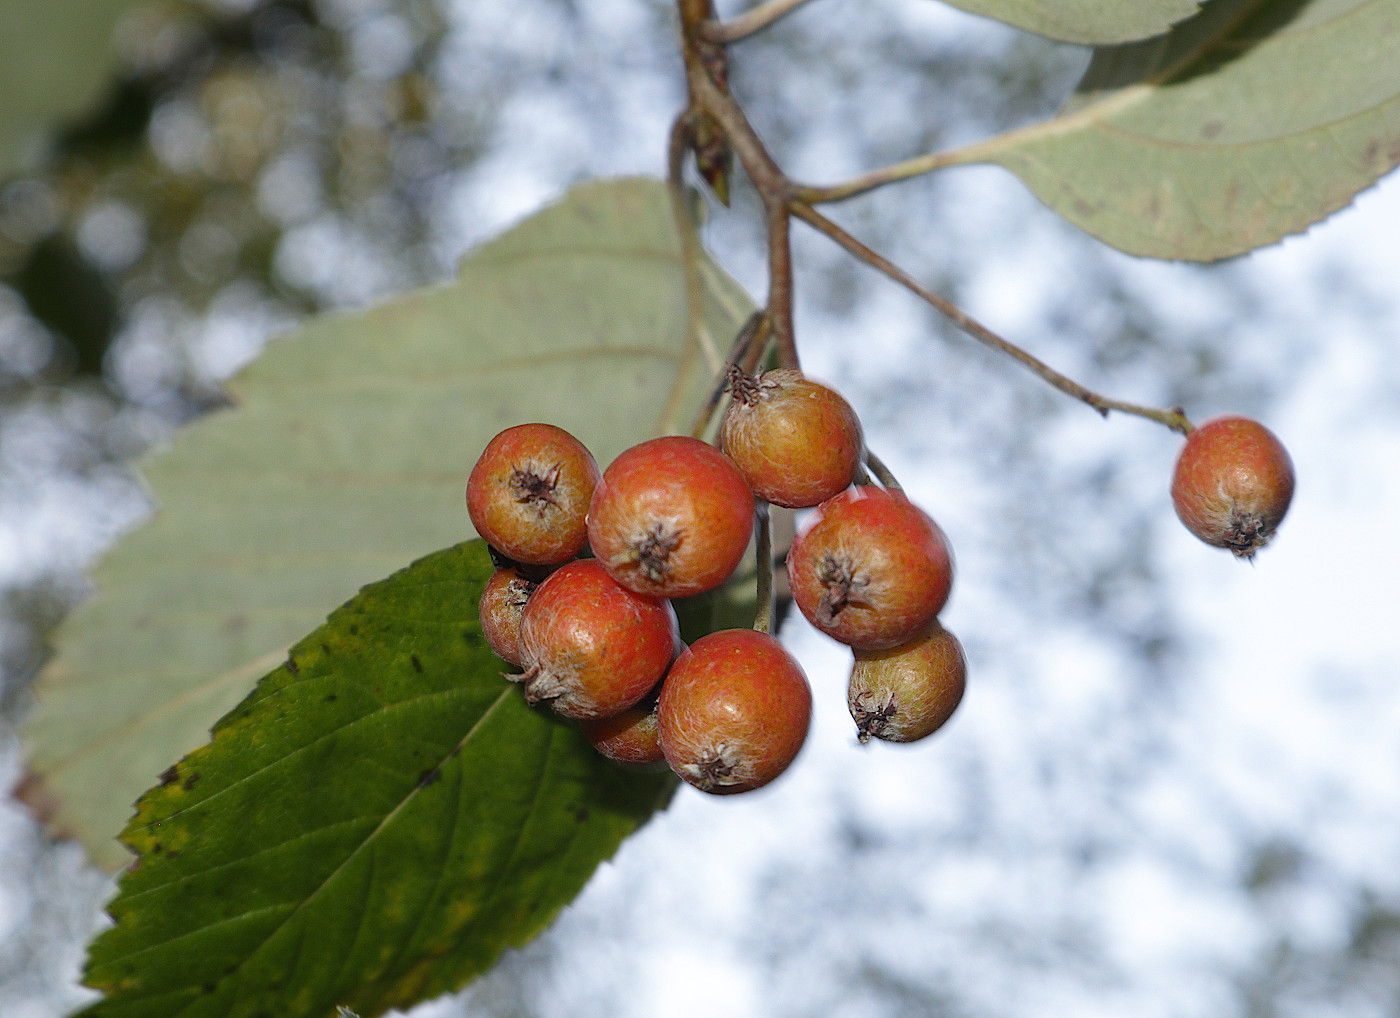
1171, 414, 1295, 559
658, 628, 812, 794
466, 423, 601, 565
787, 485, 953, 650
587, 435, 755, 598
517, 559, 678, 720
848, 619, 966, 744
478, 566, 538, 667
720, 366, 863, 508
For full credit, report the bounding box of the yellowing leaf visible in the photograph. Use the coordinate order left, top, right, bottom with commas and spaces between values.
79, 540, 676, 1018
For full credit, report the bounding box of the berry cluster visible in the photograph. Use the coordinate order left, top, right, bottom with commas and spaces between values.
466, 421, 812, 795
727, 368, 966, 747
466, 381, 1295, 796
466, 369, 966, 795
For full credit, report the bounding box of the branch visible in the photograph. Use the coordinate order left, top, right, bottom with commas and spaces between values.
679, 19, 800, 369
699, 0, 823, 44
792, 144, 984, 204
790, 201, 1195, 434
765, 201, 799, 369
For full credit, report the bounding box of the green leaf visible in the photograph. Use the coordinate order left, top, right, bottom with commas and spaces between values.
79, 539, 677, 1018
0, 0, 137, 178
945, 0, 1400, 260
935, 0, 1202, 44
20, 177, 754, 871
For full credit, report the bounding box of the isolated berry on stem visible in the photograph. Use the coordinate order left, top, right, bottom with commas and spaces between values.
466, 423, 600, 565
1171, 414, 1295, 559
720, 367, 863, 508
848, 619, 966, 744
478, 566, 537, 668
658, 628, 812, 794
787, 485, 953, 650
587, 435, 754, 598
517, 559, 678, 720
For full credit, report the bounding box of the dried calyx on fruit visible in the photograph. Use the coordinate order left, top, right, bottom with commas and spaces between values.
720, 366, 863, 508
658, 628, 812, 794
466, 422, 600, 565
587, 435, 755, 598
848, 619, 966, 744
1171, 414, 1295, 559
787, 485, 953, 650
478, 566, 538, 668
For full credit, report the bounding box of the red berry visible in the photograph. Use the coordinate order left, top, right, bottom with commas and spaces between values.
478, 566, 537, 667
786, 486, 953, 650
1171, 414, 1295, 559
848, 620, 966, 744
581, 694, 665, 767
587, 436, 754, 598
517, 560, 678, 720
466, 423, 600, 565
657, 628, 811, 795
720, 367, 863, 508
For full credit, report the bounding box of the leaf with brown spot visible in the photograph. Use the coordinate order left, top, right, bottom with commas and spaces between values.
78, 540, 677, 1018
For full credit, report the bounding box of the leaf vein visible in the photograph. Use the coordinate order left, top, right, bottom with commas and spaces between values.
125, 686, 474, 841
167, 687, 515, 1017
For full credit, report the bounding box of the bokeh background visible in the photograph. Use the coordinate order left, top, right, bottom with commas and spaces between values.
3, 1, 1400, 1016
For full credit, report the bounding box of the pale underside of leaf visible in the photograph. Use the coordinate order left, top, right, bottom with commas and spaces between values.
935, 0, 1202, 44
945, 0, 1400, 260
20, 177, 754, 871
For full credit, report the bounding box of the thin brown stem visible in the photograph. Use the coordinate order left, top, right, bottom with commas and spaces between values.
790, 200, 1195, 435
700, 0, 823, 44
752, 500, 774, 634
766, 202, 800, 369
864, 448, 902, 490
792, 144, 986, 205
789, 27, 1243, 207
678, 18, 798, 370
678, 0, 717, 32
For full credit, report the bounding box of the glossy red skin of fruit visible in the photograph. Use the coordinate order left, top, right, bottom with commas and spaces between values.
1171, 415, 1295, 559
466, 423, 601, 565
720, 368, 863, 508
517, 559, 678, 720
581, 697, 665, 767
657, 628, 812, 795
587, 435, 754, 598
848, 619, 966, 744
478, 567, 537, 667
787, 486, 953, 650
